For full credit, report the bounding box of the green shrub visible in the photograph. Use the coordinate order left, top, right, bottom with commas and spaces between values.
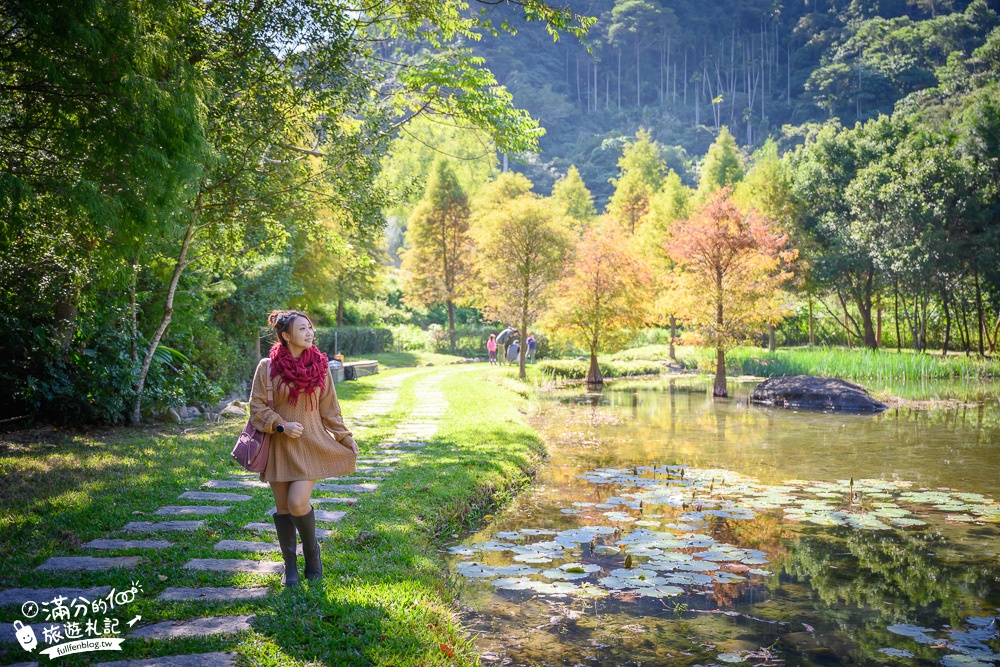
314, 327, 393, 356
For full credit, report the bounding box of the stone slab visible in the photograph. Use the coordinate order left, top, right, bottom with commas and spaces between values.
129, 616, 253, 640
312, 497, 358, 505
183, 559, 283, 575
314, 483, 378, 493
179, 492, 252, 502
85, 539, 173, 550
243, 523, 331, 539
383, 441, 428, 449
373, 449, 419, 456
95, 652, 235, 667
36, 556, 141, 571
356, 466, 396, 473
157, 588, 270, 602
156, 506, 230, 516
201, 480, 268, 489
0, 622, 64, 644
322, 476, 382, 483
265, 509, 346, 523
213, 540, 301, 555
0, 586, 111, 607
122, 521, 204, 533
356, 458, 401, 465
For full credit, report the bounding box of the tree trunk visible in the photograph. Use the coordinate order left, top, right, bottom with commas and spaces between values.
808, 295, 814, 347
942, 285, 951, 357
768, 323, 776, 352
129, 264, 139, 364
974, 267, 985, 356
855, 269, 878, 350
894, 279, 902, 353
132, 214, 198, 424
53, 277, 80, 354
518, 314, 527, 380
586, 349, 603, 385
447, 299, 456, 352
669, 315, 677, 361
713, 348, 727, 397
617, 50, 622, 109
255, 328, 261, 361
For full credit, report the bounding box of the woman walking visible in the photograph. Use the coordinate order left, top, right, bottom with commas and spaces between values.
249, 310, 358, 586
486, 333, 498, 365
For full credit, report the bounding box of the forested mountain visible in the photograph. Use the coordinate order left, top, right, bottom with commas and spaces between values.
461, 0, 999, 203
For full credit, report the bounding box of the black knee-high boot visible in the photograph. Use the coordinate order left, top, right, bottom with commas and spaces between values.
272, 513, 299, 587
291, 506, 322, 580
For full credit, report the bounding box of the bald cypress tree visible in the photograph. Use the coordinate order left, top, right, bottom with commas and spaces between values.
401, 159, 475, 350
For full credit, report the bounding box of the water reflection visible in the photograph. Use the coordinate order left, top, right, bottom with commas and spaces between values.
453, 378, 1000, 666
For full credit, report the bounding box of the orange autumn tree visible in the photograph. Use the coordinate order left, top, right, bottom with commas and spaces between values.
667, 188, 795, 397
544, 222, 652, 384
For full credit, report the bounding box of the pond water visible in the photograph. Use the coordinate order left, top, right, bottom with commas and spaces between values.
450, 377, 1000, 667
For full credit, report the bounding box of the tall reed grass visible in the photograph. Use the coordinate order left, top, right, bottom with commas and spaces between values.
702, 346, 1000, 381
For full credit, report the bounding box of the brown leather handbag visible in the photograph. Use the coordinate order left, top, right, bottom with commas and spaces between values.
230, 360, 274, 472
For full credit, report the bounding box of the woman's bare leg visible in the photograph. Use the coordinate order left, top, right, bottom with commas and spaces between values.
287, 479, 317, 516
270, 481, 290, 514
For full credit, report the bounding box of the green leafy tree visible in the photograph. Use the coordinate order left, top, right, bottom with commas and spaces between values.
401, 159, 475, 350
608, 129, 665, 234
551, 166, 597, 231
697, 127, 744, 199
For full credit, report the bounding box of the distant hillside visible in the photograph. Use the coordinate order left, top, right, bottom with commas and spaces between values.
461, 0, 999, 204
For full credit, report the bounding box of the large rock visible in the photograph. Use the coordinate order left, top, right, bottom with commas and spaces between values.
750, 376, 888, 412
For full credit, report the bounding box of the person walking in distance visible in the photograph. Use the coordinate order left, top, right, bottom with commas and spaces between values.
486, 333, 498, 365
249, 310, 358, 586
526, 333, 537, 363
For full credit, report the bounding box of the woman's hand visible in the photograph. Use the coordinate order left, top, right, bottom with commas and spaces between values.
283, 422, 305, 439
343, 439, 359, 455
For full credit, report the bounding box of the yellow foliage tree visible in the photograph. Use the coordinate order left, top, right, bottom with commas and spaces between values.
472, 195, 572, 378
543, 220, 653, 384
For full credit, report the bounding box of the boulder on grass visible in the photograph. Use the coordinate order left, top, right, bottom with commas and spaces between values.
750, 376, 888, 413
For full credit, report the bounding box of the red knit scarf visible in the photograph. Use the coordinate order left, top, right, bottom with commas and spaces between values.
269, 342, 328, 407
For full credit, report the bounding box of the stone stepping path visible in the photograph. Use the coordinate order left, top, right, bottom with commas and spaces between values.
157, 505, 230, 516
183, 559, 284, 575
35, 556, 141, 571
96, 652, 235, 667
312, 496, 357, 505
85, 539, 173, 550
242, 522, 332, 538
158, 588, 269, 602
201, 479, 268, 489
130, 615, 253, 639
213, 540, 302, 555
179, 491, 252, 502
122, 520, 204, 532
264, 508, 346, 522
11, 365, 461, 663
346, 370, 425, 433
0, 586, 110, 606
314, 482, 378, 493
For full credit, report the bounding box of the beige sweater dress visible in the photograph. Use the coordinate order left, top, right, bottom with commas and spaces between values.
248, 358, 357, 482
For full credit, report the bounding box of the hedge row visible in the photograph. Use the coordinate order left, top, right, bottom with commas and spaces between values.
314, 327, 394, 356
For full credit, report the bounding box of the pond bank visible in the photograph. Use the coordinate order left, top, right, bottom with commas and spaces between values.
0, 364, 544, 666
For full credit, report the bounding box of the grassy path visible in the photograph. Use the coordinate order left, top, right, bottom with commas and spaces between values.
0, 363, 544, 666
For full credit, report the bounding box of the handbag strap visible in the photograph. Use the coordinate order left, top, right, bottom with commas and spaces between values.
265, 359, 275, 408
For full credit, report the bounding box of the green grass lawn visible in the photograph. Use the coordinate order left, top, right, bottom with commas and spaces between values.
366, 350, 467, 368
0, 365, 542, 666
